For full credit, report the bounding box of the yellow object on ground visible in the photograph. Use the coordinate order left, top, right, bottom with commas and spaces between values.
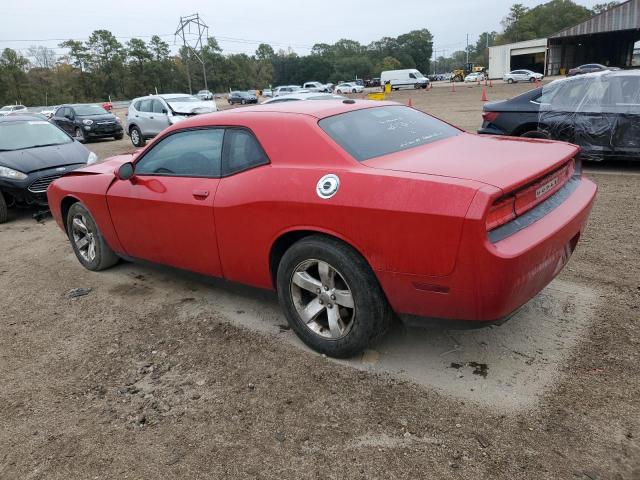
367, 92, 386, 101
384, 83, 392, 94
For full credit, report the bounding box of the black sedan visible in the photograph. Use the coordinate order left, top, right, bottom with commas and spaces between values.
51, 104, 123, 142
0, 115, 97, 223
228, 91, 258, 105
478, 70, 640, 161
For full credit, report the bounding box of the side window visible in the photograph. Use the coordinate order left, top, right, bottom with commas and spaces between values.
139, 99, 152, 113
151, 100, 165, 114
135, 129, 224, 177
222, 129, 269, 176
409, 73, 416, 79
554, 80, 589, 109
133, 101, 142, 111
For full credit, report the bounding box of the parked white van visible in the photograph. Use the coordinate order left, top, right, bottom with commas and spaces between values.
380, 69, 429, 90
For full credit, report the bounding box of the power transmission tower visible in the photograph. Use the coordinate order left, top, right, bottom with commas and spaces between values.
175, 13, 209, 94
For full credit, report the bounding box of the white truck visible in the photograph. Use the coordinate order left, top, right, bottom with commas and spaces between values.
302, 81, 331, 93
380, 69, 429, 91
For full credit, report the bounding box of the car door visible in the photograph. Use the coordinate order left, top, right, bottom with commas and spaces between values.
55, 107, 74, 134
213, 128, 271, 285
610, 75, 640, 158
106, 128, 225, 276
135, 99, 153, 136
147, 99, 170, 135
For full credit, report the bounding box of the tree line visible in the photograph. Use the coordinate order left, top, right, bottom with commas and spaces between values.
0, 0, 619, 106
0, 28, 433, 107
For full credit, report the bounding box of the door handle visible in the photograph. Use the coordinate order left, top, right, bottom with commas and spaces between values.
192, 190, 209, 199
150, 116, 154, 119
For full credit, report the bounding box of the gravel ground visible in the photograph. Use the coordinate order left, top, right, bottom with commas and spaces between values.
0, 81, 638, 479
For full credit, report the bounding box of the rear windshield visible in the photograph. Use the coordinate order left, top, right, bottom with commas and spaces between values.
0, 120, 72, 151
319, 106, 459, 161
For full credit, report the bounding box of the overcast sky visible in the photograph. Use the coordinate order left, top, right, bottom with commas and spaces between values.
0, 0, 602, 60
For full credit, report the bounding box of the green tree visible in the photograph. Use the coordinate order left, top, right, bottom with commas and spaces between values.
397, 29, 433, 73
0, 48, 29, 103
591, 2, 619, 14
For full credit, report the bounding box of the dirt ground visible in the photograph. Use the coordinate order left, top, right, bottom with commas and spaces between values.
1, 81, 639, 479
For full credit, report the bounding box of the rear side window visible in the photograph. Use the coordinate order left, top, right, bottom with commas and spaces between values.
139, 99, 152, 113
319, 106, 459, 161
222, 129, 269, 176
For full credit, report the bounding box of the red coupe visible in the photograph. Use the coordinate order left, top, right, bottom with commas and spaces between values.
48, 100, 597, 357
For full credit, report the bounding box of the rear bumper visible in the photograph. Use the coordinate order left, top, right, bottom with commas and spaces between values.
477, 125, 508, 135
376, 177, 597, 322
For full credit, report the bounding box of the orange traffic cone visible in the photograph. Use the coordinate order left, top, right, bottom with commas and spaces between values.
451, 82, 456, 93
484, 78, 488, 87
429, 82, 433, 90
489, 79, 493, 88
407, 98, 413, 107
481, 86, 489, 102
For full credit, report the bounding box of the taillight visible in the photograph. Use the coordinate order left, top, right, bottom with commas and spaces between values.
486, 196, 516, 231
482, 111, 500, 123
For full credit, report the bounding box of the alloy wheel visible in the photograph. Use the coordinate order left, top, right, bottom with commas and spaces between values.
130, 128, 140, 145
290, 259, 355, 339
71, 214, 96, 262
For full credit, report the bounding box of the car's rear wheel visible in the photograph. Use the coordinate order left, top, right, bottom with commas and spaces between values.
130, 126, 145, 147
507, 78, 514, 84
277, 235, 392, 358
241, 99, 246, 105
0, 191, 8, 224
74, 127, 86, 143
114, 133, 123, 140
66, 203, 119, 271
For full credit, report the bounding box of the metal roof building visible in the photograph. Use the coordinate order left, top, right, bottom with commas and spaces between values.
547, 0, 640, 75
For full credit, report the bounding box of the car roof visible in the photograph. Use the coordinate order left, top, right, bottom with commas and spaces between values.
223, 99, 400, 119
263, 92, 345, 102
160, 94, 195, 99
0, 114, 47, 123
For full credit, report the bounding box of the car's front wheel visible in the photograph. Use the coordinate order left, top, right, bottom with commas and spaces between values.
66, 202, 119, 271
529, 77, 536, 83
74, 127, 86, 143
130, 126, 145, 147
507, 78, 514, 84
0, 191, 8, 224
277, 235, 392, 358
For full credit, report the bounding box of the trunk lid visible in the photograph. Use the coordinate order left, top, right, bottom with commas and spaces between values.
363, 132, 579, 193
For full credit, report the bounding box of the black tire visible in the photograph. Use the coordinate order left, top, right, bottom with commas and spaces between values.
130, 126, 145, 147
277, 235, 393, 358
74, 127, 86, 143
529, 77, 536, 83
507, 78, 514, 84
337, 90, 342, 94
241, 99, 246, 105
520, 129, 551, 139
352, 88, 357, 93
414, 83, 421, 89
0, 191, 8, 224
66, 203, 119, 271
114, 133, 123, 140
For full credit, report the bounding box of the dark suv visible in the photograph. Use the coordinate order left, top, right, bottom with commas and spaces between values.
52, 104, 123, 142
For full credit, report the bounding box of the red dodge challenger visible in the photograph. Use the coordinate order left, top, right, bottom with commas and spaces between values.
48, 100, 597, 357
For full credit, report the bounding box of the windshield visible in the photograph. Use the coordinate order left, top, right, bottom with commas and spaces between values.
414, 72, 424, 78
319, 106, 459, 161
164, 95, 201, 103
0, 120, 72, 151
74, 105, 108, 116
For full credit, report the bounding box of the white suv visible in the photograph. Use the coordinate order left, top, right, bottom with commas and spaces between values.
125, 94, 217, 147
0, 105, 27, 116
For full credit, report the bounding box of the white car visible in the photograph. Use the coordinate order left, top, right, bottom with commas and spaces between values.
302, 81, 331, 93
196, 89, 214, 100
261, 92, 346, 104
273, 85, 303, 97
125, 94, 217, 147
262, 88, 273, 98
464, 72, 486, 83
0, 105, 27, 116
503, 69, 544, 84
39, 105, 59, 118
335, 83, 364, 94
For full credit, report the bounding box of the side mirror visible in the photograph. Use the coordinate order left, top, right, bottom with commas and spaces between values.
116, 162, 135, 181
162, 108, 168, 114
